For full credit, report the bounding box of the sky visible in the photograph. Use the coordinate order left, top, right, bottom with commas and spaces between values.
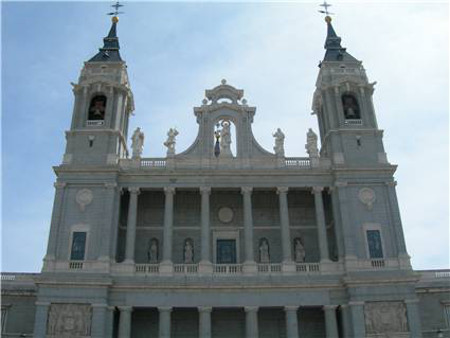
1, 1, 448, 272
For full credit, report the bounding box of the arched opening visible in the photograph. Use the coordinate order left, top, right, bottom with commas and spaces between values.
341, 94, 360, 120
88, 95, 107, 121
213, 119, 237, 158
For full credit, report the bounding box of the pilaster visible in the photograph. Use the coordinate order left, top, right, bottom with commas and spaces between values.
405, 299, 423, 338
284, 306, 299, 338
159, 307, 173, 338
33, 302, 50, 338
118, 306, 133, 338
198, 306, 212, 338
323, 305, 339, 338
124, 187, 140, 264
245, 306, 259, 338
91, 303, 107, 338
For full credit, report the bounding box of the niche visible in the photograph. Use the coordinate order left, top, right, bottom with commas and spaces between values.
88, 95, 107, 121
213, 119, 237, 158
341, 94, 361, 120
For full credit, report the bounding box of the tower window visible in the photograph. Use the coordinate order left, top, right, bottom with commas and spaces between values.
341, 94, 360, 119
366, 230, 384, 259
88, 95, 107, 121
70, 231, 87, 261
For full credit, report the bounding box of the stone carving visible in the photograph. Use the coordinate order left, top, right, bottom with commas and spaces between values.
305, 128, 319, 158
47, 303, 91, 338
259, 239, 270, 263
147, 238, 158, 263
75, 189, 93, 212
131, 127, 144, 159
184, 239, 194, 264
359, 187, 376, 210
219, 121, 233, 157
364, 301, 408, 334
294, 238, 306, 263
164, 128, 179, 156
218, 207, 234, 223
272, 128, 285, 156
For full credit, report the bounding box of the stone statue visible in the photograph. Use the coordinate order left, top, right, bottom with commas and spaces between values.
147, 239, 158, 263
131, 127, 144, 159
164, 128, 179, 156
294, 238, 306, 263
364, 301, 408, 334
184, 240, 194, 264
47, 304, 91, 338
259, 239, 270, 263
220, 121, 233, 157
272, 128, 285, 156
305, 128, 319, 158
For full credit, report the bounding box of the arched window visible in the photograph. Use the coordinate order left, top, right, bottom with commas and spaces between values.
88, 95, 107, 121
341, 94, 361, 120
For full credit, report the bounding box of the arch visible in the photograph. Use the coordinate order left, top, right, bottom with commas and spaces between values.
341, 93, 361, 120
258, 237, 270, 263
88, 94, 107, 121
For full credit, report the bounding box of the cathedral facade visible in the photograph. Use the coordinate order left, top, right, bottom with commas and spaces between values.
1, 12, 449, 338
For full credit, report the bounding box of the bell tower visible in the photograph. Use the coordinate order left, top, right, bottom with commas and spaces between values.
63, 16, 134, 166
312, 16, 388, 166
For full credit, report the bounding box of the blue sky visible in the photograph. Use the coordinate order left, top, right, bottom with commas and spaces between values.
2, 1, 448, 272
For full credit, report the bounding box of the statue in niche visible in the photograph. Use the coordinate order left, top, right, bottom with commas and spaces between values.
219, 120, 233, 157
294, 238, 306, 262
47, 303, 91, 338
364, 301, 408, 334
259, 239, 270, 263
131, 127, 144, 159
305, 128, 319, 158
147, 239, 158, 263
342, 94, 361, 119
184, 239, 194, 264
88, 95, 106, 120
272, 128, 285, 156
164, 128, 179, 156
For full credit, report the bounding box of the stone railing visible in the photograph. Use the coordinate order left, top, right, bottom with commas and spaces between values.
68, 261, 84, 270
86, 120, 104, 127
213, 264, 243, 275
140, 158, 167, 168
295, 263, 321, 273
174, 264, 198, 274
343, 119, 363, 126
257, 263, 282, 273
135, 264, 160, 274
285, 157, 311, 167
419, 269, 450, 280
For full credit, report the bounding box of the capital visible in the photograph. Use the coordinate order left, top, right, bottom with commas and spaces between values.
54, 182, 66, 189
35, 301, 51, 307
164, 187, 176, 195
105, 182, 117, 189
348, 301, 364, 306
91, 303, 108, 308
128, 187, 140, 195
284, 306, 299, 312
323, 305, 338, 311
404, 299, 419, 304
198, 306, 212, 313
244, 306, 259, 313
312, 186, 323, 194
276, 187, 289, 194
118, 306, 133, 312
158, 306, 173, 313
335, 181, 348, 188
199, 186, 211, 195
241, 187, 253, 195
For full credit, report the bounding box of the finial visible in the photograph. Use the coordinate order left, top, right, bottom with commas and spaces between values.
107, 1, 124, 19
319, 1, 334, 17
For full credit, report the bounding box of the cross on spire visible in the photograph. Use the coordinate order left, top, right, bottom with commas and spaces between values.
318, 1, 334, 16
107, 1, 124, 17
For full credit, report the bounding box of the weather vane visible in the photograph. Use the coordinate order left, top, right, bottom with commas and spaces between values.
318, 1, 334, 16
107, 1, 124, 17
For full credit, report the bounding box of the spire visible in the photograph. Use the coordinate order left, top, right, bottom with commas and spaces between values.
88, 16, 123, 62
322, 16, 358, 63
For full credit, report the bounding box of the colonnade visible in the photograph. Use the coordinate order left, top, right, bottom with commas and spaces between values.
121, 186, 332, 267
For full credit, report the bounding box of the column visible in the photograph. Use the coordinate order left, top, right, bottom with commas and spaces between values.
33, 302, 50, 338
277, 187, 292, 263
323, 305, 339, 338
241, 187, 255, 266
198, 306, 212, 338
44, 183, 66, 262
118, 306, 133, 338
385, 182, 409, 259
245, 306, 259, 338
162, 187, 175, 265
349, 301, 365, 338
105, 306, 115, 338
405, 299, 423, 338
124, 187, 140, 263
91, 304, 107, 338
159, 307, 172, 338
99, 183, 117, 261
312, 187, 330, 262
284, 306, 299, 338
200, 187, 211, 264
340, 304, 352, 338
